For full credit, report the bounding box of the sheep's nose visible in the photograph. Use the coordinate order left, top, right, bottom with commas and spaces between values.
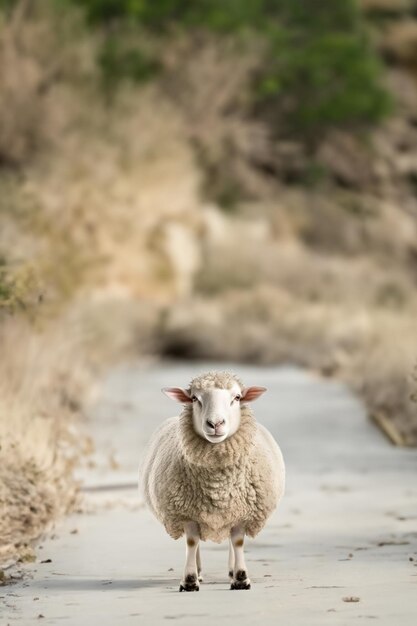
206, 419, 225, 430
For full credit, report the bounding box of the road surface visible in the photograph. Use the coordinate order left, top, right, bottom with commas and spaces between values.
2, 362, 417, 625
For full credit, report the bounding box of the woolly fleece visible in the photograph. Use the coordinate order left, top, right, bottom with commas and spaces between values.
140, 371, 285, 542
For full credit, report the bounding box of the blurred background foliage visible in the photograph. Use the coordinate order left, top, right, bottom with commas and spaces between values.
64, 0, 392, 139
1, 0, 417, 566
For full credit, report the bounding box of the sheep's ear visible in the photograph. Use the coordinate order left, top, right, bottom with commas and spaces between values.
241, 386, 267, 402
162, 387, 192, 403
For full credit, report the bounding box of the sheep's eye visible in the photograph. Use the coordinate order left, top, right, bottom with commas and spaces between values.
191, 395, 199, 403
234, 395, 241, 402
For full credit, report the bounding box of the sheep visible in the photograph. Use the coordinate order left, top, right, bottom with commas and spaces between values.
139, 370, 285, 592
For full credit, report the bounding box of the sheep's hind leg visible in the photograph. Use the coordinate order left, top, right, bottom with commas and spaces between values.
230, 524, 251, 590
196, 544, 203, 582
179, 522, 200, 592
228, 538, 234, 580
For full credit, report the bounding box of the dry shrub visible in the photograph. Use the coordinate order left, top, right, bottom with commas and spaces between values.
161, 33, 274, 202
0, 315, 93, 566
0, 0, 95, 166
12, 82, 205, 306
196, 204, 415, 309
359, 0, 414, 14
262, 186, 417, 264
67, 295, 164, 366
346, 316, 417, 445
159, 285, 370, 369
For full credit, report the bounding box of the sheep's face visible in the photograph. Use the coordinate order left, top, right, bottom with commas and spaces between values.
162, 381, 266, 444
189, 385, 242, 443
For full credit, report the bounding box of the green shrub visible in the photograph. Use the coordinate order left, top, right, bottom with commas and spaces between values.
99, 36, 159, 91
256, 1, 391, 142
68, 0, 266, 30
53, 0, 392, 136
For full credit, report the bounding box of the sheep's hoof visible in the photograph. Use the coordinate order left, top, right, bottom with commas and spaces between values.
198, 574, 203, 583
179, 584, 199, 592
228, 570, 234, 579
230, 581, 251, 590
179, 574, 200, 592
230, 570, 251, 590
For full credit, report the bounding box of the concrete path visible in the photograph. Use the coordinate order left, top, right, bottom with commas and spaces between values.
2, 362, 417, 625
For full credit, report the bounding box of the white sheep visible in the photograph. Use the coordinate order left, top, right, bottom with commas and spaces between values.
139, 370, 285, 591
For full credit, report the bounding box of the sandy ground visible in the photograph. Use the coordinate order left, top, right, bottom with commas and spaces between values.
2, 362, 417, 625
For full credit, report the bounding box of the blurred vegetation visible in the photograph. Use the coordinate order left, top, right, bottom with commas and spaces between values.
60, 0, 391, 139
0, 0, 395, 314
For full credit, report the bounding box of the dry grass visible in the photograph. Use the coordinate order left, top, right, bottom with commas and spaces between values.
0, 315, 93, 566
161, 34, 271, 202
0, 5, 206, 306
0, 0, 95, 166
352, 338, 417, 446
2, 81, 203, 308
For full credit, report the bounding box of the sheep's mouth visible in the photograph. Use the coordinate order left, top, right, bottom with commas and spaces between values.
203, 432, 227, 443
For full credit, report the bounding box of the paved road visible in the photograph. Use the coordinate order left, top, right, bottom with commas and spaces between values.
3, 362, 417, 625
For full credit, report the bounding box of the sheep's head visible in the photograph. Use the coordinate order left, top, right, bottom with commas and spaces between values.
162, 371, 266, 444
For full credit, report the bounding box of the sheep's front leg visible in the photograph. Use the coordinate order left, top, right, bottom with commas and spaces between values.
230, 524, 251, 590
196, 544, 203, 582
179, 522, 200, 592
228, 538, 234, 580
